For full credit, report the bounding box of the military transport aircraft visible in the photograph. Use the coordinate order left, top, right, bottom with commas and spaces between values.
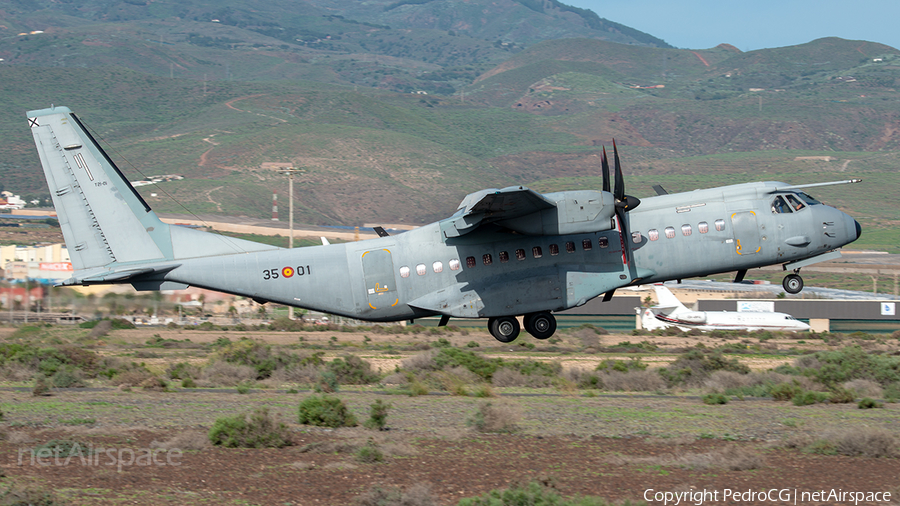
641, 285, 810, 332
26, 106, 862, 342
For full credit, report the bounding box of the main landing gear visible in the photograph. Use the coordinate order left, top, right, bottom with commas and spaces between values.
487, 312, 557, 343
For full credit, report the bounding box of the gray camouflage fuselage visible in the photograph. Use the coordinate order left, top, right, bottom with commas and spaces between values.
26, 106, 861, 333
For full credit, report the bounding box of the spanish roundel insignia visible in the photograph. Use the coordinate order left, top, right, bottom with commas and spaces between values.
282, 266, 294, 278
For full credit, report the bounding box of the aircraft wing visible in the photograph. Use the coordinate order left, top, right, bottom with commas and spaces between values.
441, 186, 557, 238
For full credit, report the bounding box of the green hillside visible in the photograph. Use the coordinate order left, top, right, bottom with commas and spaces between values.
0, 1, 898, 252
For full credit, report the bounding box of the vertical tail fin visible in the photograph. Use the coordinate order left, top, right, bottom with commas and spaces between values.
29, 106, 169, 270
652, 285, 689, 315
28, 106, 279, 281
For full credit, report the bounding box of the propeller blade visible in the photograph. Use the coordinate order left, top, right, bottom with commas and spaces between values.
613, 139, 624, 202
601, 147, 611, 193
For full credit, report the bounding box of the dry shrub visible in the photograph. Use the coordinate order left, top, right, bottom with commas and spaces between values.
491, 367, 554, 388
703, 371, 824, 394
200, 360, 257, 387
400, 350, 440, 372
703, 370, 754, 391
290, 460, 315, 470
609, 445, 764, 471
601, 370, 665, 392
825, 427, 899, 458
686, 445, 764, 471
139, 376, 168, 391
299, 432, 417, 459
572, 329, 601, 349
434, 369, 474, 395
0, 362, 37, 381
271, 364, 321, 384
841, 379, 883, 398
89, 319, 113, 338
5, 431, 35, 445
380, 373, 408, 386
150, 430, 210, 451
0, 480, 64, 505
109, 369, 154, 387
560, 366, 586, 384
468, 402, 521, 433
354, 482, 437, 506
794, 354, 822, 370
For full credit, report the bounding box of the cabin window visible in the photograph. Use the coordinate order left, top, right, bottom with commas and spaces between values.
599, 236, 609, 248
449, 259, 460, 271
532, 246, 542, 258
566, 241, 575, 253
582, 239, 592, 251
549, 244, 559, 255
785, 194, 805, 211
648, 229, 659, 241
399, 266, 410, 278
715, 219, 725, 232
796, 191, 820, 205
483, 254, 492, 266
433, 261, 443, 273
499, 251, 509, 263
466, 256, 476, 268
665, 226, 676, 239
771, 196, 791, 214
632, 231, 642, 243
515, 249, 526, 260
698, 222, 709, 234
682, 224, 692, 236
416, 264, 427, 276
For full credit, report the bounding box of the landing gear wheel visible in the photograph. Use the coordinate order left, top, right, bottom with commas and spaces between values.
488, 316, 520, 343
783, 273, 804, 294
524, 311, 557, 340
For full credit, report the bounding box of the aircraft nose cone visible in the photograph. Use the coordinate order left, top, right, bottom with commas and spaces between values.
854, 219, 862, 240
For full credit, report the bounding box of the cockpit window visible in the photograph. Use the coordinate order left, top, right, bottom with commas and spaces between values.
785, 194, 805, 211
796, 191, 821, 205
771, 196, 791, 214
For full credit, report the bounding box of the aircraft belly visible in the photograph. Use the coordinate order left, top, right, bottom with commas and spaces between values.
410, 271, 564, 318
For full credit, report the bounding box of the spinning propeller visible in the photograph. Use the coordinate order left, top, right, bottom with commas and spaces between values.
600, 140, 641, 300
600, 140, 641, 229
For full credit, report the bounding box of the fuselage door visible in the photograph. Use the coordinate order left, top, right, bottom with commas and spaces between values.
731, 211, 761, 255
361, 249, 399, 310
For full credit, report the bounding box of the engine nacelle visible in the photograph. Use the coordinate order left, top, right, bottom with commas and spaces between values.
496, 190, 616, 235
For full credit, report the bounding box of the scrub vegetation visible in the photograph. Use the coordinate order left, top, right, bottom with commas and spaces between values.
2, 322, 899, 504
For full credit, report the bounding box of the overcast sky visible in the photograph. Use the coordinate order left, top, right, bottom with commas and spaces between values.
564, 0, 899, 51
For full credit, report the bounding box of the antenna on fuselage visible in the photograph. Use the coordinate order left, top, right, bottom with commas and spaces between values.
768, 179, 862, 193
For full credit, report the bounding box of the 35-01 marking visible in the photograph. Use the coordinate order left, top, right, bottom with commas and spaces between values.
262, 265, 311, 280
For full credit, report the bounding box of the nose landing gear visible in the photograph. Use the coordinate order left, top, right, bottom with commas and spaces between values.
782, 271, 804, 294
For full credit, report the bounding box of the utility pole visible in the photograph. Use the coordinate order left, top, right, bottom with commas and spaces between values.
279, 167, 304, 319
